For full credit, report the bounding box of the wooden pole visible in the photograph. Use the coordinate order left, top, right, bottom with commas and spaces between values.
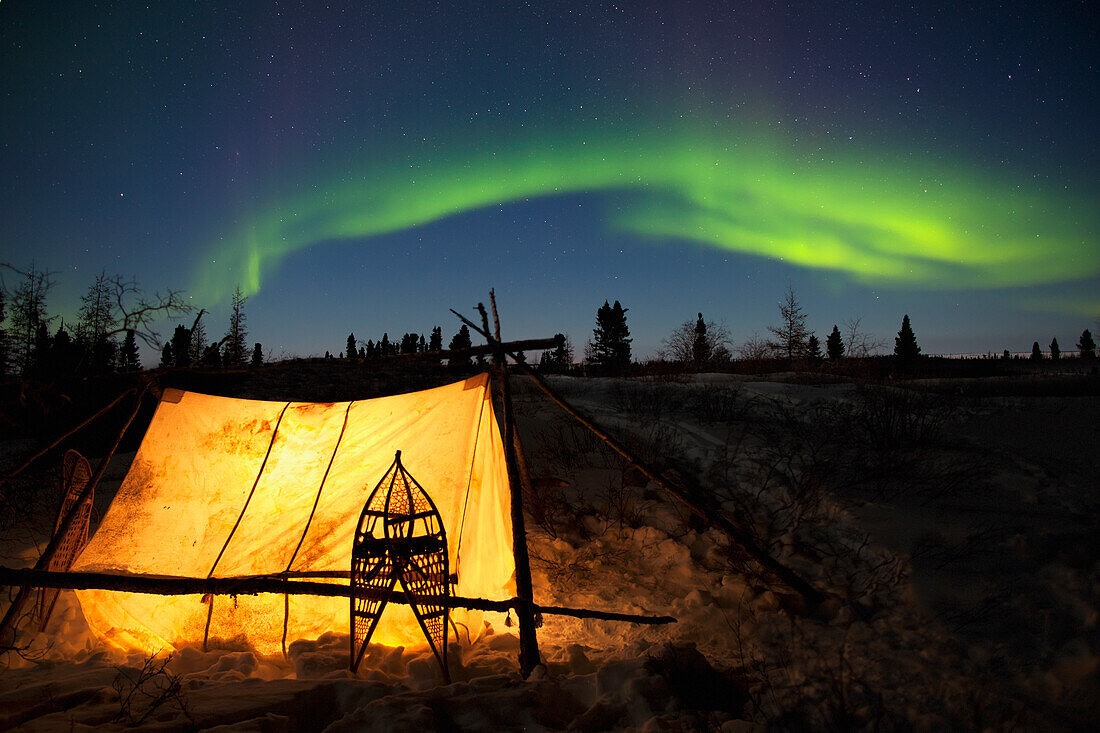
478, 294, 542, 678
450, 312, 826, 609
0, 387, 138, 487
0, 389, 147, 648
0, 566, 676, 626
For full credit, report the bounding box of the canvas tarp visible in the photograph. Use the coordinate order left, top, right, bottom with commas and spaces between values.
71, 374, 515, 655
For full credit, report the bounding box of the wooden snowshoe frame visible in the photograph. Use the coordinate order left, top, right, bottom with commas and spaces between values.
350, 451, 451, 681
35, 450, 94, 630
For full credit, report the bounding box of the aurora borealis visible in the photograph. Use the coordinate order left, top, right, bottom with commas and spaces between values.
2, 2, 1096, 357
198, 120, 1096, 303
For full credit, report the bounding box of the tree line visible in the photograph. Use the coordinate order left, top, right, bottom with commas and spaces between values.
563, 287, 1097, 375
0, 264, 266, 379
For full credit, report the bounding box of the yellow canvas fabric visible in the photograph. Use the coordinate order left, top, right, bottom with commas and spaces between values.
72, 374, 515, 655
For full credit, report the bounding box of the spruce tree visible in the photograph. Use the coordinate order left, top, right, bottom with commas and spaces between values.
202, 343, 221, 367
806, 333, 823, 362
894, 314, 921, 363
826, 324, 844, 360
1078, 329, 1096, 360
347, 333, 357, 361
766, 286, 809, 362
161, 341, 174, 368
170, 324, 192, 368
429, 326, 443, 352
1049, 337, 1060, 361
1031, 342, 1042, 361
223, 286, 249, 367
380, 333, 391, 356
120, 329, 141, 372
366, 339, 376, 359
587, 300, 631, 373
692, 313, 711, 364
448, 325, 472, 365
251, 343, 263, 367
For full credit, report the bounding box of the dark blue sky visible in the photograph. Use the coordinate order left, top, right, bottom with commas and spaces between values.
2, 1, 1096, 359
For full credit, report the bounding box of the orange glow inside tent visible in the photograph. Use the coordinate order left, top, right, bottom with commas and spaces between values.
71, 374, 516, 655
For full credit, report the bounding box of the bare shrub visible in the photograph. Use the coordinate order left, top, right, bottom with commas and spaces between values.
112, 653, 192, 726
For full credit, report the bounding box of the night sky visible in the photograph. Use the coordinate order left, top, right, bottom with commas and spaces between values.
2, 2, 1096, 360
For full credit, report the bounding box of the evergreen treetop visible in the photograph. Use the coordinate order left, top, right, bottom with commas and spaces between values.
826, 324, 844, 360
894, 314, 921, 363
1078, 329, 1096, 359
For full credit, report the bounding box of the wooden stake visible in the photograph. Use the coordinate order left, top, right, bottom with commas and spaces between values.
479, 293, 542, 678
0, 566, 677, 626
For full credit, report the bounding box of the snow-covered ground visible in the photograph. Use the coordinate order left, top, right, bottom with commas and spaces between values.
1, 375, 1096, 730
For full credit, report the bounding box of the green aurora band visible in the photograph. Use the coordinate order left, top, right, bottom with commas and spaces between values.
194, 124, 1097, 302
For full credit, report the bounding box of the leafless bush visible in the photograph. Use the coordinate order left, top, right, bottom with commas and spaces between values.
687, 385, 748, 424
112, 653, 192, 726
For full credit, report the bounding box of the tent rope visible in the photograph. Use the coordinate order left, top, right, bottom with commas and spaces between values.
453, 378, 487, 578
203, 401, 291, 651
280, 400, 354, 656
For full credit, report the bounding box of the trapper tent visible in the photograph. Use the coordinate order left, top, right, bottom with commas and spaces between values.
69, 373, 515, 655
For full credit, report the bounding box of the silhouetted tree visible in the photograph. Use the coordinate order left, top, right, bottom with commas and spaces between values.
693, 313, 711, 363
1031, 342, 1042, 361
429, 326, 443, 352
1003, 349, 1011, 360
586, 300, 631, 373
539, 333, 574, 373
251, 343, 263, 367
1049, 337, 1060, 361
767, 286, 809, 361
826, 325, 844, 361
379, 333, 392, 356
7, 262, 55, 374
77, 271, 119, 374
202, 343, 222, 367
170, 325, 192, 368
366, 339, 376, 359
160, 342, 174, 368
806, 333, 823, 362
894, 314, 921, 363
346, 333, 357, 361
120, 329, 141, 372
418, 334, 426, 353
659, 314, 730, 365
400, 332, 418, 354
448, 325, 472, 365
223, 286, 248, 367
30, 323, 53, 376
188, 313, 208, 365
1078, 329, 1096, 360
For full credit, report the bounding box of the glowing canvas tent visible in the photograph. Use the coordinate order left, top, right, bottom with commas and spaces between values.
69, 374, 515, 655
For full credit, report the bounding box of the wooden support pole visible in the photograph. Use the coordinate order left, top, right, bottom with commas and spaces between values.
475, 294, 542, 678
0, 389, 147, 648
450, 312, 826, 609
0, 566, 676, 626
